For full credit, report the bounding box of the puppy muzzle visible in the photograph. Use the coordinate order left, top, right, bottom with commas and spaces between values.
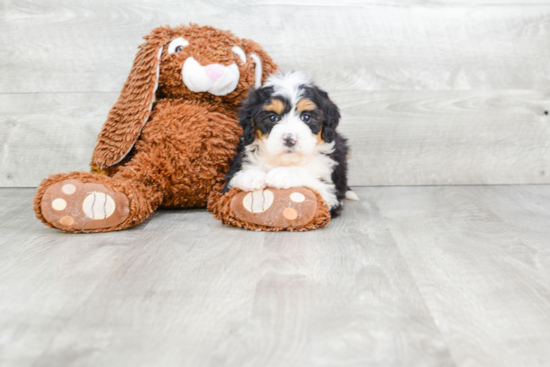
283, 134, 297, 148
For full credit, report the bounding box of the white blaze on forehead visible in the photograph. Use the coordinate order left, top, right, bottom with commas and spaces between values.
265, 115, 318, 157
264, 71, 312, 106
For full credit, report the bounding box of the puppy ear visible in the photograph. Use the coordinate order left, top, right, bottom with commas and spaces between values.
317, 88, 341, 143
242, 39, 278, 88
91, 27, 170, 169
238, 87, 259, 146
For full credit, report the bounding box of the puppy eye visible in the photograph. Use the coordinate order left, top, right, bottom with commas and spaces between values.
232, 46, 247, 64
168, 37, 189, 54
269, 115, 279, 123
301, 114, 311, 122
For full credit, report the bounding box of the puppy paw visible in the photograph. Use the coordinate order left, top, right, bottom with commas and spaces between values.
234, 170, 267, 192
265, 167, 302, 189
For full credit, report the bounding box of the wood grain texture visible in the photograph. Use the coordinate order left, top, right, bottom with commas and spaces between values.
0, 93, 117, 187
372, 185, 550, 367
2, 90, 550, 187
0, 187, 454, 367
1, 1, 550, 92
2, 186, 550, 366
334, 90, 550, 185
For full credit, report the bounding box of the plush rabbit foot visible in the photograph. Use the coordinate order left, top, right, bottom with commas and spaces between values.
232, 187, 318, 227
40, 179, 129, 231
34, 171, 162, 233
208, 186, 331, 231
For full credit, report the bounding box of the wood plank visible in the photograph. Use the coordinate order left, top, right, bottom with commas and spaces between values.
372, 185, 550, 367
0, 190, 158, 366
0, 188, 36, 247
1, 1, 550, 93
0, 188, 453, 366
334, 90, 550, 185
3, 186, 550, 366
202, 207, 452, 367
0, 93, 117, 187
2, 90, 550, 187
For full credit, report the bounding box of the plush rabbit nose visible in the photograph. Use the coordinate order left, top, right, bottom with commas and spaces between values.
205, 64, 225, 81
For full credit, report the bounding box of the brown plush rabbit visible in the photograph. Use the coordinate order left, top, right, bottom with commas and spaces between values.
34, 24, 335, 233
33, 24, 280, 233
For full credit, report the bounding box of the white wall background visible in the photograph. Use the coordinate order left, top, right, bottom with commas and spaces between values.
1, 0, 550, 186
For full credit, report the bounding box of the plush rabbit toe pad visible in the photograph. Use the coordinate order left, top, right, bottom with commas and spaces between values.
230, 187, 318, 228
40, 179, 129, 230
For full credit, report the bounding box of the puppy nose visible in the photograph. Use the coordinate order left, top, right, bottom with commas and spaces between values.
283, 134, 296, 147
205, 64, 224, 81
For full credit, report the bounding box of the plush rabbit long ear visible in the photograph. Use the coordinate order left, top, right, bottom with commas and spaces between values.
91, 31, 168, 169
243, 40, 278, 88
249, 54, 263, 89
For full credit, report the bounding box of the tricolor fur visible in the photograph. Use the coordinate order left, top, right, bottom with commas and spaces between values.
223, 71, 352, 218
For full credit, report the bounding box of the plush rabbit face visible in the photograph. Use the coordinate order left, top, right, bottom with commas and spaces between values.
156, 24, 275, 105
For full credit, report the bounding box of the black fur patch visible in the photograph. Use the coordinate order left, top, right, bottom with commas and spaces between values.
327, 133, 349, 218
300, 86, 341, 143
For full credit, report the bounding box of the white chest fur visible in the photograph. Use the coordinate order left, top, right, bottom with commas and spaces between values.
229, 140, 339, 208
243, 139, 336, 180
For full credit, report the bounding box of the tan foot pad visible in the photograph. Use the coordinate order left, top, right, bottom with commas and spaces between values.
230, 187, 317, 228
41, 179, 129, 230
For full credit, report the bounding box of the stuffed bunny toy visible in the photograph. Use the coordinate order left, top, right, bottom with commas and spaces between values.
35, 24, 341, 233
34, 24, 278, 232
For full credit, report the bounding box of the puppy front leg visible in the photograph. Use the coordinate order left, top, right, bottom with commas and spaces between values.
264, 167, 304, 189
229, 169, 267, 192
265, 167, 338, 209
299, 176, 338, 210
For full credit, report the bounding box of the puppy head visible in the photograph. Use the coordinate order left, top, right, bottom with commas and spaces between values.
239, 71, 340, 158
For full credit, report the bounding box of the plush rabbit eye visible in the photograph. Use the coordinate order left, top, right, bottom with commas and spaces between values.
232, 46, 246, 64
168, 37, 189, 54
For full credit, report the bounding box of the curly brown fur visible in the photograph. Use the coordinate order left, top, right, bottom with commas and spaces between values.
34, 24, 278, 233
92, 24, 277, 171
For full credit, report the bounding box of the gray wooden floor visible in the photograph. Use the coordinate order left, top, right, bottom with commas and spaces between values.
2, 186, 550, 366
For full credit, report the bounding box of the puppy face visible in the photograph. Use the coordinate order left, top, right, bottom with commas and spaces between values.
257, 94, 322, 157
240, 71, 341, 159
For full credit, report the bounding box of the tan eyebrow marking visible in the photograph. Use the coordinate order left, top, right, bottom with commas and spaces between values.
264, 99, 285, 114
255, 129, 268, 140
297, 98, 317, 112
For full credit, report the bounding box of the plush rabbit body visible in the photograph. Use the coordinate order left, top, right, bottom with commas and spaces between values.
34, 24, 277, 232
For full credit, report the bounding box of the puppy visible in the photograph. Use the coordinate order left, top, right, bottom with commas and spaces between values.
223, 71, 357, 218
